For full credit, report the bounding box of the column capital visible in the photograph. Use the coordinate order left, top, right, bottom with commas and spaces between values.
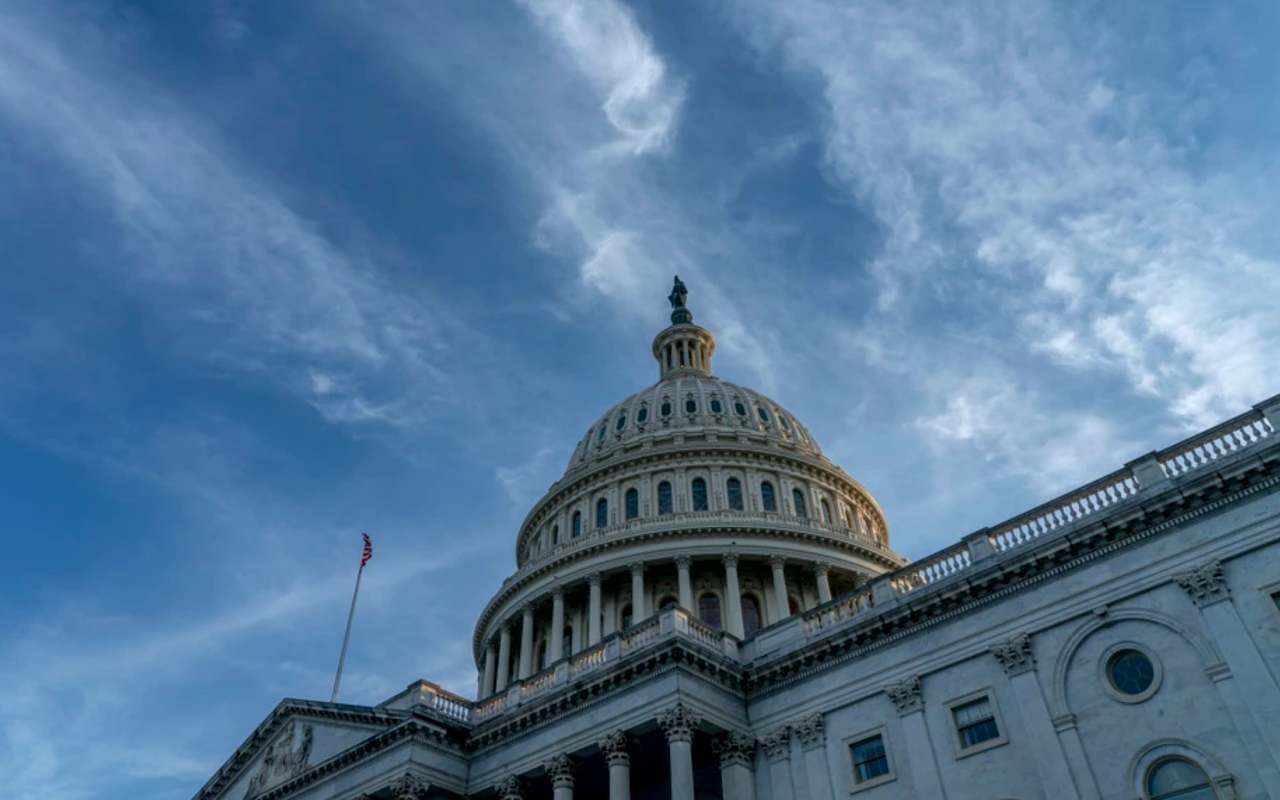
495, 775, 524, 800
713, 730, 756, 769
768, 554, 787, 569
722, 553, 739, 568
597, 729, 631, 767
991, 633, 1036, 676
885, 675, 923, 715
587, 572, 603, 587
792, 713, 825, 750
812, 561, 831, 577
629, 561, 645, 574
543, 754, 575, 790
675, 555, 692, 569
389, 773, 429, 800
521, 603, 535, 617
759, 726, 791, 762
550, 583, 565, 599
658, 703, 701, 744
1173, 559, 1230, 607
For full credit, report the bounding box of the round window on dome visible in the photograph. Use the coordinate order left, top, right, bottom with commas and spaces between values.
616, 413, 627, 431
597, 425, 608, 443
710, 397, 723, 414
734, 399, 747, 416
637, 406, 648, 423
685, 397, 697, 414
661, 400, 672, 417
758, 406, 770, 423
1100, 644, 1161, 703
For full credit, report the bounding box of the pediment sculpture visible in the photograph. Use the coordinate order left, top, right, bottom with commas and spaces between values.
245, 721, 314, 798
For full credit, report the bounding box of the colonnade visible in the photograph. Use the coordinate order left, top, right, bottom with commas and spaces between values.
479, 553, 847, 698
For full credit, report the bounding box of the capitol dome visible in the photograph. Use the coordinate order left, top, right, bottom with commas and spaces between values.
472, 277, 905, 699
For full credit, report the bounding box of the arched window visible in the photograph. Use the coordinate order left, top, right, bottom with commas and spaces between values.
597, 425, 608, 443
691, 477, 708, 511
710, 397, 723, 414
734, 399, 747, 416
660, 399, 672, 417
620, 604, 633, 629
1146, 758, 1214, 800
571, 511, 582, 538
741, 594, 762, 636
726, 478, 744, 511
596, 498, 608, 529
698, 593, 722, 629
658, 481, 673, 515
562, 627, 573, 660
761, 481, 777, 512
793, 488, 808, 518
615, 413, 627, 431
758, 406, 770, 423
637, 405, 648, 423
820, 498, 832, 524
552, 524, 559, 545
659, 595, 678, 611
779, 414, 791, 431
685, 397, 697, 414
625, 488, 639, 520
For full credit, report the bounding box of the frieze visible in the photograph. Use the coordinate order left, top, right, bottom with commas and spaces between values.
1173, 559, 1230, 607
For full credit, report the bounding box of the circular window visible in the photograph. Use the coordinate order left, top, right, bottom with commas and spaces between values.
1100, 643, 1162, 703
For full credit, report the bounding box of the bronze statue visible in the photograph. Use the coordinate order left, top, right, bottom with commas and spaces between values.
669, 275, 688, 310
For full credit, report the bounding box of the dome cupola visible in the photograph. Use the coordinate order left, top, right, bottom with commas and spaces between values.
651, 275, 716, 380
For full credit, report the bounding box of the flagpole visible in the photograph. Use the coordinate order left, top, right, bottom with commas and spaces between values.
330, 561, 364, 703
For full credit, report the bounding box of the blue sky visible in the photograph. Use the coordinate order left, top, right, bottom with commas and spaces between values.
2, 1, 1278, 798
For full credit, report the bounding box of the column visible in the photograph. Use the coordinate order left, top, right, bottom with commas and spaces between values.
713, 732, 757, 800
659, 704, 700, 800
814, 563, 832, 604
496, 623, 512, 691
1174, 560, 1280, 781
723, 554, 745, 638
770, 556, 790, 620
990, 636, 1082, 798
630, 562, 646, 621
794, 714, 833, 800
481, 641, 497, 698
518, 605, 535, 679
598, 730, 631, 800
676, 556, 694, 610
496, 775, 523, 800
884, 676, 946, 798
390, 773, 429, 800
544, 755, 574, 800
588, 573, 603, 646
550, 587, 566, 662
760, 727, 794, 800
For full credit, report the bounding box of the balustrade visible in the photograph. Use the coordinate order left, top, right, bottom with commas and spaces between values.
1158, 410, 1272, 478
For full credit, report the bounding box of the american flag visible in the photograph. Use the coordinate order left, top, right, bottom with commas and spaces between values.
360, 532, 373, 568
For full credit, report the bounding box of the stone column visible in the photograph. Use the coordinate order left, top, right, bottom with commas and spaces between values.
760, 727, 794, 800
588, 573, 603, 646
496, 775, 523, 800
550, 587, 566, 661
676, 556, 694, 610
544, 754, 574, 800
770, 556, 790, 620
496, 623, 512, 691
598, 730, 631, 800
713, 731, 757, 800
814, 563, 832, 604
630, 562, 646, 621
794, 714, 833, 800
885, 676, 946, 798
481, 641, 497, 698
389, 773, 429, 800
990, 635, 1081, 798
518, 605, 535, 680
659, 704, 700, 800
1174, 561, 1280, 777
722, 554, 745, 638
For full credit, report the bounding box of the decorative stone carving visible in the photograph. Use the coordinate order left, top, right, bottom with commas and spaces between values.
496, 774, 524, 800
244, 722, 313, 798
658, 703, 701, 744
991, 633, 1036, 676
792, 713, 825, 749
674, 555, 692, 570
759, 727, 791, 762
885, 675, 924, 715
543, 754, 575, 789
722, 553, 739, 568
597, 730, 630, 767
1173, 559, 1231, 607
713, 731, 756, 769
388, 773, 429, 800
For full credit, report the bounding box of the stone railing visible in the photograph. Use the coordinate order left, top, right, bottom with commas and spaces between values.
987, 468, 1140, 553
802, 585, 875, 635
891, 541, 971, 594
1157, 408, 1273, 478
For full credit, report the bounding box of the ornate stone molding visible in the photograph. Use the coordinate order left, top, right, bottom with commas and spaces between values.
722, 553, 739, 568
1173, 559, 1231, 607
543, 754, 575, 789
496, 775, 523, 800
658, 703, 701, 744
885, 675, 923, 715
792, 713, 825, 750
597, 730, 630, 767
813, 562, 831, 577
244, 722, 313, 798
759, 727, 791, 762
388, 773, 429, 800
991, 633, 1036, 676
674, 555, 692, 569
713, 731, 756, 769
587, 572, 602, 587
768, 554, 787, 569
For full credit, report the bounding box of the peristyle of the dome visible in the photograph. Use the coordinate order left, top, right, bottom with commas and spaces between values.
472, 277, 904, 692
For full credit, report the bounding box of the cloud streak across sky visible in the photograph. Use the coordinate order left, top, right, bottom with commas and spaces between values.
2, 2, 1278, 798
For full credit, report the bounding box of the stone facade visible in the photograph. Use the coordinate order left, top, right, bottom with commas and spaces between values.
194, 286, 1280, 800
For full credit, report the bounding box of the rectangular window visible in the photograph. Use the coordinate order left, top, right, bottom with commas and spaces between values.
850, 735, 890, 784
953, 697, 1000, 748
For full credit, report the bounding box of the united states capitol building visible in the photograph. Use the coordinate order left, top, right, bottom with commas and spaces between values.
196, 280, 1280, 800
